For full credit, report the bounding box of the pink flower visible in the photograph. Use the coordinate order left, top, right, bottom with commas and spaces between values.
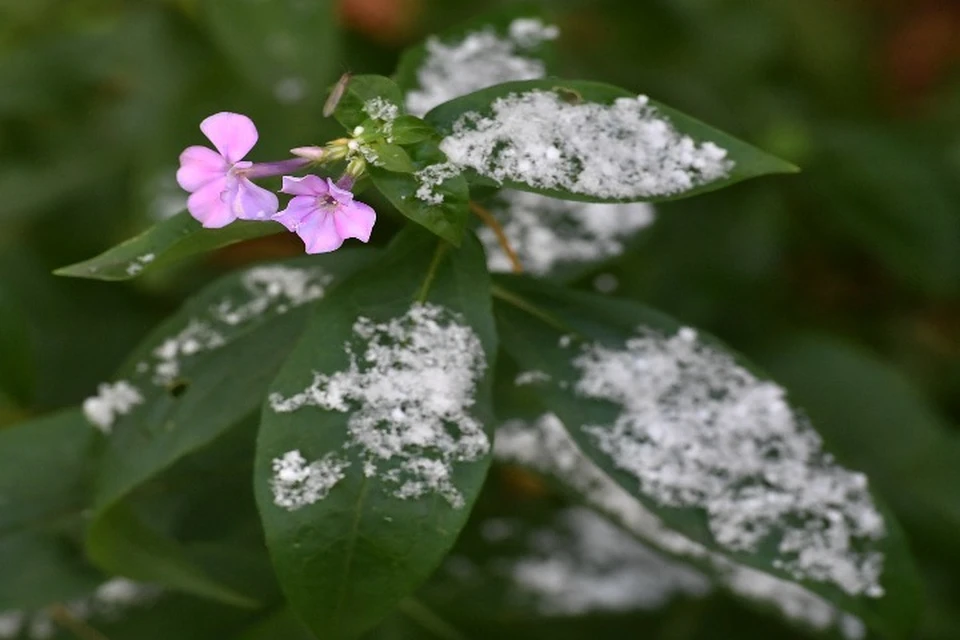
176, 112, 279, 228
274, 176, 376, 254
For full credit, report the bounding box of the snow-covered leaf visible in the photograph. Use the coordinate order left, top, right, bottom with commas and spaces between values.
255, 228, 497, 639
397, 7, 560, 117
491, 276, 922, 639
426, 80, 798, 203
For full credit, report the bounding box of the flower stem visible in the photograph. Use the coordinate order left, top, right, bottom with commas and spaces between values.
469, 201, 522, 274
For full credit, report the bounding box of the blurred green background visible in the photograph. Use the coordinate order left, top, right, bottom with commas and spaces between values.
1, 0, 958, 637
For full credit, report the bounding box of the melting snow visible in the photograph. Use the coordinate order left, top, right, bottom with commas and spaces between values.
269, 303, 488, 508
405, 17, 559, 116
0, 578, 160, 640
479, 190, 655, 274
570, 327, 886, 597
440, 92, 733, 199
82, 381, 143, 433
495, 414, 868, 639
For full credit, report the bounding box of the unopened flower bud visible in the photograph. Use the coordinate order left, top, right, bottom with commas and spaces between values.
290, 146, 327, 162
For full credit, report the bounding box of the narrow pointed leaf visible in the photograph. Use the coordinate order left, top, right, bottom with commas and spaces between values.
54, 211, 283, 281
425, 79, 798, 203
491, 276, 921, 639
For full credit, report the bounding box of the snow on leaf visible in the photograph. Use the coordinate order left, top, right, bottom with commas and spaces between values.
478, 190, 655, 275
405, 17, 559, 117
439, 92, 733, 199
495, 414, 868, 639
269, 303, 488, 508
569, 327, 885, 597
414, 162, 462, 206
271, 449, 351, 511
82, 381, 144, 433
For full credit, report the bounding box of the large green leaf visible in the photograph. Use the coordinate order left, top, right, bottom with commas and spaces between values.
0, 409, 94, 534
84, 253, 374, 601
490, 276, 922, 639
255, 228, 497, 639
0, 529, 103, 611
201, 0, 339, 106
425, 79, 797, 203
54, 211, 283, 281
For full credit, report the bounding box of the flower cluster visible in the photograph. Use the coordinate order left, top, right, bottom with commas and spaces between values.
177, 112, 376, 254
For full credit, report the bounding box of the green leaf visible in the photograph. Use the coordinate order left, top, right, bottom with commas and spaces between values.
0, 409, 94, 534
490, 276, 922, 639
255, 228, 497, 639
83, 253, 373, 602
54, 211, 283, 281
425, 79, 798, 203
369, 141, 470, 246
87, 505, 258, 608
333, 75, 406, 130
0, 529, 103, 610
368, 141, 416, 173
0, 285, 34, 406
395, 3, 559, 115
387, 116, 437, 145
201, 0, 339, 105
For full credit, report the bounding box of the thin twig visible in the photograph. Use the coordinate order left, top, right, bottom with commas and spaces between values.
49, 604, 111, 640
469, 201, 523, 274
398, 598, 468, 640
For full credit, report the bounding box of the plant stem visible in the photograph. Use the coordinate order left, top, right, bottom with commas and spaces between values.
49, 605, 111, 640
469, 201, 523, 274
415, 242, 449, 303
490, 284, 571, 333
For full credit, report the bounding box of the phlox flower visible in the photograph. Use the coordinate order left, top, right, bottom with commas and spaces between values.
274, 176, 376, 254
176, 112, 279, 228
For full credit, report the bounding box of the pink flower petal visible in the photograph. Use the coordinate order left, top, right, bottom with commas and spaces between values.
187, 177, 234, 228
281, 174, 329, 197
334, 200, 376, 243
327, 179, 354, 205
200, 112, 258, 164
297, 211, 344, 254
230, 178, 279, 221
177, 146, 228, 192
273, 196, 318, 231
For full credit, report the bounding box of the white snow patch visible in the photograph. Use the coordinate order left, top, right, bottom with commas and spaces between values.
269, 303, 488, 508
271, 450, 351, 510
509, 508, 710, 615
405, 17, 559, 116
440, 91, 733, 199
124, 253, 155, 277
569, 327, 886, 597
514, 370, 551, 386
479, 190, 655, 274
82, 381, 143, 433
212, 265, 332, 326
414, 162, 462, 206
363, 97, 400, 124
495, 414, 868, 638
0, 579, 160, 640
